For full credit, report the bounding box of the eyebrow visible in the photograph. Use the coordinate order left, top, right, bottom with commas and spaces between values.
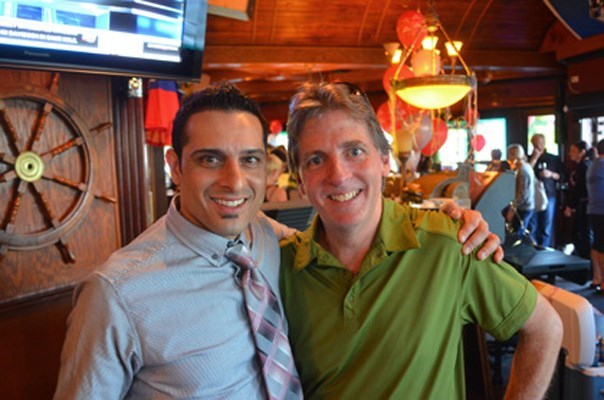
189, 148, 266, 158
341, 140, 365, 149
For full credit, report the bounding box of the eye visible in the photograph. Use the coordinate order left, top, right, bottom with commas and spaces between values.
305, 154, 323, 168
242, 155, 262, 166
199, 154, 221, 166
349, 146, 365, 158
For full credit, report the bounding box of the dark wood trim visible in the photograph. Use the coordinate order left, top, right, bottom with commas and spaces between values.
149, 145, 170, 220
112, 78, 150, 245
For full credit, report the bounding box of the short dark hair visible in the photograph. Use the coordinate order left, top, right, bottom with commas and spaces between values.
286, 81, 390, 175
572, 140, 588, 153
597, 139, 604, 155
491, 149, 502, 160
171, 82, 269, 161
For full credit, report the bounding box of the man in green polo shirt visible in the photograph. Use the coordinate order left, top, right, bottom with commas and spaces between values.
279, 82, 563, 399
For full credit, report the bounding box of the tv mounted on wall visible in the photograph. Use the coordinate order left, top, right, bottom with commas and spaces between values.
0, 0, 207, 81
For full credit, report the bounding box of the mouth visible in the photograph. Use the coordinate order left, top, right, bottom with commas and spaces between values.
328, 190, 360, 202
212, 197, 247, 208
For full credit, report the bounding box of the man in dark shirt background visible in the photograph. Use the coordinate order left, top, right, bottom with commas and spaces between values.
528, 133, 565, 248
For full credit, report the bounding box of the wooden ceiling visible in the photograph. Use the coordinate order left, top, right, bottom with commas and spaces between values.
201, 0, 571, 109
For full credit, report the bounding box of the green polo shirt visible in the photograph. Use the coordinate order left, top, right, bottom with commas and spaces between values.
279, 198, 537, 400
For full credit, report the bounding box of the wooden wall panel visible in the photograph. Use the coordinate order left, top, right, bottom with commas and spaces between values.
0, 290, 72, 399
0, 69, 121, 305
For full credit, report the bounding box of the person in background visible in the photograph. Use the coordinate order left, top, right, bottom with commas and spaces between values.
506, 143, 536, 236
265, 152, 288, 202
564, 140, 593, 259
486, 148, 511, 172
528, 133, 564, 248
588, 140, 604, 293
280, 82, 562, 400
54, 82, 500, 399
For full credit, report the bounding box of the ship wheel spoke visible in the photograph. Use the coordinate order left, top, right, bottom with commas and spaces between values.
30, 180, 61, 229
56, 237, 76, 264
30, 102, 54, 152
0, 169, 17, 183
0, 99, 23, 153
1, 152, 16, 165
1, 179, 28, 235
40, 137, 84, 163
42, 172, 116, 203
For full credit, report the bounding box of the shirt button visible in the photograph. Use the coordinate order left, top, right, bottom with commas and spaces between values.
212, 253, 219, 260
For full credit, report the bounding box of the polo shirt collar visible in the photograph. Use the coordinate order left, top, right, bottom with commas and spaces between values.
292, 198, 420, 271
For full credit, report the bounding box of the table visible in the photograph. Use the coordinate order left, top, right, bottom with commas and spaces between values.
503, 239, 591, 284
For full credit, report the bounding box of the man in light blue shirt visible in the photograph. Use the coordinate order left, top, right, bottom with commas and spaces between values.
54, 82, 501, 399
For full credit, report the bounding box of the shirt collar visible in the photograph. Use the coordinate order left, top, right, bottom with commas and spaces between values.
291, 198, 421, 271
166, 195, 251, 266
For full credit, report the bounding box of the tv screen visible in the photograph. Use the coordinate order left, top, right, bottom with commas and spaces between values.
0, 0, 207, 81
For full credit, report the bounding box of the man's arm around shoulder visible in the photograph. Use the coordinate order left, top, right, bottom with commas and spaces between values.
504, 293, 563, 400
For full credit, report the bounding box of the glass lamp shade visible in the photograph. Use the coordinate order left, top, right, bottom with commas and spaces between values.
393, 75, 472, 110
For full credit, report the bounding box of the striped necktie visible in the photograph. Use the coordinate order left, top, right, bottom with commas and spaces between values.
226, 241, 303, 400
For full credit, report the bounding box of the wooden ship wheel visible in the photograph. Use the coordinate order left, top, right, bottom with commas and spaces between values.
0, 74, 115, 263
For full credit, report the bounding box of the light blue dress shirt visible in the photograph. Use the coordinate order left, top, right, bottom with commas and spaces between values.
54, 197, 285, 399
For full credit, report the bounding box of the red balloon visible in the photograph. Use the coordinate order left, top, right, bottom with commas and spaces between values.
269, 119, 283, 134
471, 134, 486, 151
421, 118, 448, 156
396, 10, 427, 48
376, 99, 416, 132
376, 101, 392, 132
382, 63, 414, 93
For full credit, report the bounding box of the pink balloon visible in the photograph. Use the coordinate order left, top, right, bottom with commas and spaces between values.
269, 119, 283, 134
382, 63, 414, 93
421, 118, 448, 156
414, 113, 433, 150
396, 10, 427, 48
471, 134, 486, 151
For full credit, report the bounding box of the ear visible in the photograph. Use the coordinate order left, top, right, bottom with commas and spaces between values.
166, 148, 182, 186
296, 173, 307, 197
380, 153, 391, 178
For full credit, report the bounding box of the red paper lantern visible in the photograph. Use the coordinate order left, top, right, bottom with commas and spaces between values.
421, 118, 448, 156
269, 119, 283, 134
396, 10, 427, 48
471, 134, 486, 151
382, 63, 414, 93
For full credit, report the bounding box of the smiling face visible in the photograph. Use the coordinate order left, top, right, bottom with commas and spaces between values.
167, 110, 266, 239
296, 109, 390, 237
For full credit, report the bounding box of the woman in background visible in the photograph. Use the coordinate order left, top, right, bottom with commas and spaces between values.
265, 152, 288, 202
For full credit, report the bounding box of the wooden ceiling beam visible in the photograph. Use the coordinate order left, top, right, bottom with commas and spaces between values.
203, 45, 563, 72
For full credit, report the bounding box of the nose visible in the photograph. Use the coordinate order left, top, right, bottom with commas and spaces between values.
326, 157, 350, 185
220, 159, 245, 191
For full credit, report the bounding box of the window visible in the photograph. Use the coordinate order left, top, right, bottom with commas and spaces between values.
438, 117, 507, 172
439, 127, 468, 170
475, 118, 507, 164
579, 116, 604, 145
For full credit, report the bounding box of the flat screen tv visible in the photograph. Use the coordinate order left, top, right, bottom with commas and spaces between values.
0, 0, 207, 81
